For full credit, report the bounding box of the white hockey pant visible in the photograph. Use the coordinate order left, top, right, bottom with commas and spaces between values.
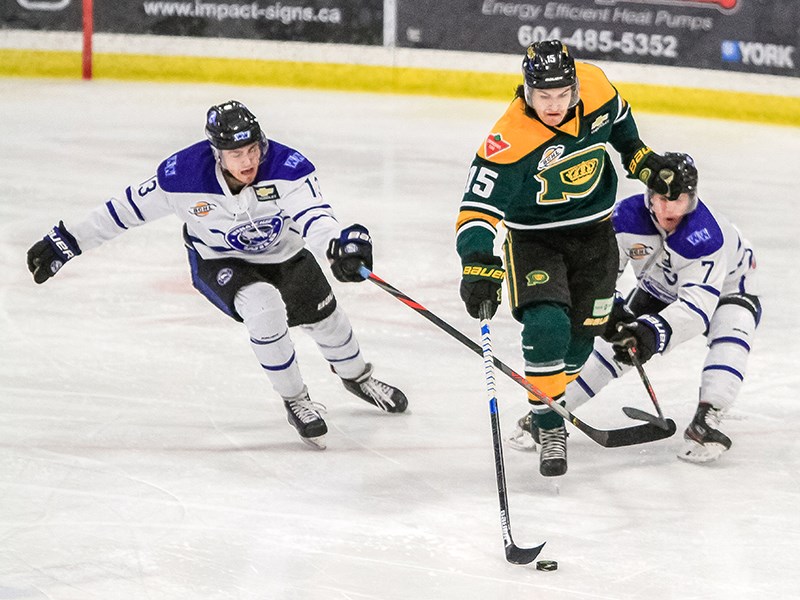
235, 282, 366, 399
701, 302, 756, 411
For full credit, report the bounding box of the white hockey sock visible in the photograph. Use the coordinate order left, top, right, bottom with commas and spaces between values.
235, 282, 305, 399
302, 307, 366, 380
700, 302, 756, 411
563, 340, 629, 413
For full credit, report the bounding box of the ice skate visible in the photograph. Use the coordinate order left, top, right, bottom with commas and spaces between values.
507, 411, 538, 451
678, 402, 731, 463
283, 387, 328, 450
341, 363, 408, 413
538, 424, 568, 477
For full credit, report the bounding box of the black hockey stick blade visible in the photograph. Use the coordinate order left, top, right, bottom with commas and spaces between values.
505, 539, 546, 565
579, 416, 677, 448
622, 406, 672, 430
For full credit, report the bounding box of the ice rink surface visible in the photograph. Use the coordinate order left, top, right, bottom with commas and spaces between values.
1, 78, 799, 599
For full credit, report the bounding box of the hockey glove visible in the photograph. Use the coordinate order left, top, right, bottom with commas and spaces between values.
601, 292, 636, 342
327, 224, 373, 282
26, 221, 82, 284
610, 314, 671, 365
628, 148, 675, 198
460, 254, 505, 319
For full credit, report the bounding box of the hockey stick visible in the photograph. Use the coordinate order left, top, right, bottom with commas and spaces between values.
359, 266, 676, 447
479, 301, 545, 565
621, 345, 670, 430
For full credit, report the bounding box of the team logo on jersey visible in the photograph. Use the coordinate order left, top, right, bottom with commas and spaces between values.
526, 270, 550, 286
226, 216, 284, 253
561, 158, 600, 186
254, 185, 280, 201
628, 243, 653, 260
590, 114, 610, 134
538, 145, 565, 170
216, 268, 234, 286
189, 201, 217, 217
485, 133, 511, 158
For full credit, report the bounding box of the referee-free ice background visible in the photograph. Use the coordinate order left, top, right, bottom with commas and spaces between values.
1, 79, 798, 600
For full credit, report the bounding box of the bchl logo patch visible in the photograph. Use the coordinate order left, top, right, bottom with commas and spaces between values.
485, 133, 511, 158
254, 185, 280, 201
526, 270, 549, 286
216, 267, 234, 286
226, 216, 284, 253
189, 201, 217, 217
538, 145, 565, 170
628, 243, 653, 260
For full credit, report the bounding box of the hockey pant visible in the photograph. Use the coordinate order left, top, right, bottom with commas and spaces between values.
563, 300, 757, 412
235, 282, 366, 399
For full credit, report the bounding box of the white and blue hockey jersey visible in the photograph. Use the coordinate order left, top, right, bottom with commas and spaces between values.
69, 139, 342, 263
612, 194, 757, 351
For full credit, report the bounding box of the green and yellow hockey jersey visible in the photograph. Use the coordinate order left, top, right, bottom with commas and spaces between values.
456, 62, 647, 260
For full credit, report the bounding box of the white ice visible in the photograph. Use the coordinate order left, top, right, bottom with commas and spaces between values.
1, 79, 799, 600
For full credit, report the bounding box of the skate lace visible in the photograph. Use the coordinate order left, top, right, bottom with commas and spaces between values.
286, 396, 327, 424
539, 427, 567, 461
361, 377, 393, 403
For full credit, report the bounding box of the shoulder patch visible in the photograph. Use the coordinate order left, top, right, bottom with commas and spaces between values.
484, 133, 511, 158
668, 201, 724, 259
476, 98, 556, 164
261, 140, 316, 181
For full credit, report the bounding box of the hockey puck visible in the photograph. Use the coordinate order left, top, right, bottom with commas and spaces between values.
536, 560, 558, 571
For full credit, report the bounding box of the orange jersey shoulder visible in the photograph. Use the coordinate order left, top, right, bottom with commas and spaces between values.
575, 62, 619, 114
476, 98, 555, 165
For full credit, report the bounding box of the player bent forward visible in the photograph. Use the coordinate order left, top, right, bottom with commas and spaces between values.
511, 153, 760, 463
26, 100, 407, 450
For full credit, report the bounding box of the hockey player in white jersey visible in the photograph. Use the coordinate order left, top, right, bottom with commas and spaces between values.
510, 153, 760, 463
26, 100, 408, 450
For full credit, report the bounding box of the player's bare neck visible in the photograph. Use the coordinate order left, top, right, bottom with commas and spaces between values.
222, 170, 246, 194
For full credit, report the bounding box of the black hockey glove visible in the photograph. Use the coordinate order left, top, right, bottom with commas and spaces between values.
610, 314, 671, 365
629, 147, 674, 198
326, 224, 373, 282
601, 292, 636, 342
26, 221, 82, 284
460, 254, 505, 319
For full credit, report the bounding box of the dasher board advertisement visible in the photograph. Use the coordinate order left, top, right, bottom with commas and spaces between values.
1, 0, 383, 45
397, 0, 799, 78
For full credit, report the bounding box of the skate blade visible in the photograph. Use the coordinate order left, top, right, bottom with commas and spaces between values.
300, 435, 327, 450
677, 440, 726, 463
507, 428, 538, 452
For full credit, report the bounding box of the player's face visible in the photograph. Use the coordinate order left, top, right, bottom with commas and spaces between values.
529, 86, 573, 126
220, 142, 261, 185
650, 192, 692, 233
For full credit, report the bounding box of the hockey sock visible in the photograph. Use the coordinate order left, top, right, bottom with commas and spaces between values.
235, 282, 305, 398
302, 307, 366, 380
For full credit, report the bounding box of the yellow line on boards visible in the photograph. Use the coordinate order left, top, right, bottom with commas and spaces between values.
2, 49, 798, 127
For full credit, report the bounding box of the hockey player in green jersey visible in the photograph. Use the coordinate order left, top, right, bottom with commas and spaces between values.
456, 40, 672, 476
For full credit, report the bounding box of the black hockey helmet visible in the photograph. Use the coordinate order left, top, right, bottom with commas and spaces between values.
522, 40, 577, 90
205, 100, 264, 150
522, 40, 579, 110
649, 152, 699, 203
